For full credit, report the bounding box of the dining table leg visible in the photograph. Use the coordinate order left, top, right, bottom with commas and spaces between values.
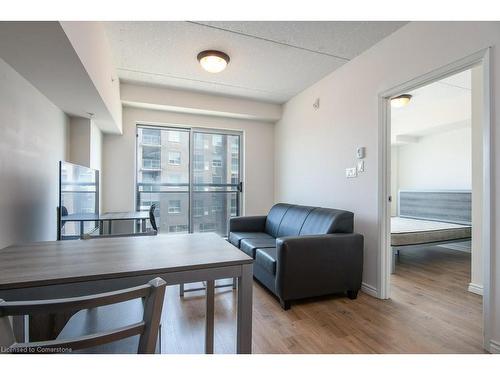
236, 263, 253, 354
205, 280, 215, 354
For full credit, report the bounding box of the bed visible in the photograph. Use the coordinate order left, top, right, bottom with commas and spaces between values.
391, 190, 472, 273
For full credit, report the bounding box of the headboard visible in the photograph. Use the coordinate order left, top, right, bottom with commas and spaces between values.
398, 190, 472, 225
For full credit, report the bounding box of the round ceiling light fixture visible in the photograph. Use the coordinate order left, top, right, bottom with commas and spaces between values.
197, 50, 230, 73
391, 94, 412, 108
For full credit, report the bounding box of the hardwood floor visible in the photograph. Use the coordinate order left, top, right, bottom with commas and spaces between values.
160, 244, 484, 353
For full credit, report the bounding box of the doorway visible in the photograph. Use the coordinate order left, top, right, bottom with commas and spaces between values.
378, 49, 491, 351
136, 124, 243, 236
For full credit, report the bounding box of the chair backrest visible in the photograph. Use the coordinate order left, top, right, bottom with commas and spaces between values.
61, 206, 68, 216
0, 278, 166, 354
149, 204, 158, 232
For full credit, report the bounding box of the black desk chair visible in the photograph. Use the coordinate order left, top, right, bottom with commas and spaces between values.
149, 203, 158, 232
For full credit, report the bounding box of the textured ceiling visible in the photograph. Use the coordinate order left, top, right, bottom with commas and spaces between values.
104, 21, 407, 103
392, 69, 472, 143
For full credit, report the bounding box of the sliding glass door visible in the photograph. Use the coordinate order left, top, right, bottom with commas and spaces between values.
191, 131, 241, 235
136, 125, 242, 236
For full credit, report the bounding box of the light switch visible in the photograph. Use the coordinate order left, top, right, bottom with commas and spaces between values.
357, 160, 365, 172
346, 167, 357, 178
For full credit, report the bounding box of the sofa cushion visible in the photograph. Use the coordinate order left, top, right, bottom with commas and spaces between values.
264, 203, 293, 237
276, 205, 315, 237
240, 237, 276, 258
229, 231, 274, 247
299, 208, 354, 235
255, 248, 277, 275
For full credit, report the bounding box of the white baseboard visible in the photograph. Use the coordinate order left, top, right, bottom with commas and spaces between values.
468, 282, 484, 296
489, 340, 500, 354
361, 282, 378, 298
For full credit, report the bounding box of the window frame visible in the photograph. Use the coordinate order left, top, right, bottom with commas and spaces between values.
136, 124, 243, 235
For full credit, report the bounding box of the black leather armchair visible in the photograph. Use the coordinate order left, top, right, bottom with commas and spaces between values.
229, 203, 364, 310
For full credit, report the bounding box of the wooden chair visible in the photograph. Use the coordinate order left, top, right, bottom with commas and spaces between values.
0, 278, 166, 354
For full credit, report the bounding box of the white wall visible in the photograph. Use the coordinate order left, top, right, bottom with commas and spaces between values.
69, 117, 103, 172
273, 21, 500, 350
102, 107, 275, 217
397, 125, 471, 192
69, 117, 91, 167
0, 22, 121, 135
60, 21, 122, 133
0, 58, 69, 249
121, 83, 282, 122
90, 120, 103, 172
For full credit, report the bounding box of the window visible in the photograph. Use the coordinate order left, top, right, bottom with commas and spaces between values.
168, 131, 180, 143
231, 198, 238, 216
231, 173, 239, 185
231, 157, 239, 173
193, 153, 204, 170
212, 199, 223, 214
193, 175, 204, 184
142, 129, 161, 145
167, 173, 182, 184
142, 147, 161, 170
136, 125, 241, 237
142, 171, 160, 183
199, 223, 216, 232
139, 199, 159, 211
168, 200, 181, 214
168, 151, 181, 165
231, 142, 239, 154
168, 224, 188, 233
193, 200, 204, 217
212, 135, 222, 147
142, 159, 160, 169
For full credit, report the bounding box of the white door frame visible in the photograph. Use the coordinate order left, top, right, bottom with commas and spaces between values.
377, 48, 492, 351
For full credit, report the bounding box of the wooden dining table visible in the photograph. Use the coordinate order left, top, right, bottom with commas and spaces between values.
0, 233, 254, 354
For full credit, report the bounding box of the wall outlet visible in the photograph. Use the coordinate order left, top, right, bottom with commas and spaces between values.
357, 160, 365, 172
346, 167, 357, 178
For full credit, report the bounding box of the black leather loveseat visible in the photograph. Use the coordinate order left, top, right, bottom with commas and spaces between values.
228, 203, 364, 310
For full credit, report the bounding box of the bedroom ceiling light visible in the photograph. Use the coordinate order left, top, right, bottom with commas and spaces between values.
197, 50, 230, 73
391, 94, 412, 108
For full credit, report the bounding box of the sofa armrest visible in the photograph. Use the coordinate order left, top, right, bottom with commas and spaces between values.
228, 215, 267, 234
275, 233, 364, 300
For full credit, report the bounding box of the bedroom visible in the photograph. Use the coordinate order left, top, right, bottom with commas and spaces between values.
389, 66, 483, 347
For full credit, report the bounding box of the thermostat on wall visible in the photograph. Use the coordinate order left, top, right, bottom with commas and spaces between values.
356, 147, 366, 159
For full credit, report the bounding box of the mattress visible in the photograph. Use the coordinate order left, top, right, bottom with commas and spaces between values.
391, 217, 471, 247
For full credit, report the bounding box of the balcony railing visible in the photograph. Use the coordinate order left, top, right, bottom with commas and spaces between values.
136, 182, 241, 236
142, 159, 161, 170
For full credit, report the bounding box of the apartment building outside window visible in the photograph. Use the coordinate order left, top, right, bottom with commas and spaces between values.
168, 200, 181, 214
168, 131, 181, 143
136, 125, 242, 236
168, 151, 181, 165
